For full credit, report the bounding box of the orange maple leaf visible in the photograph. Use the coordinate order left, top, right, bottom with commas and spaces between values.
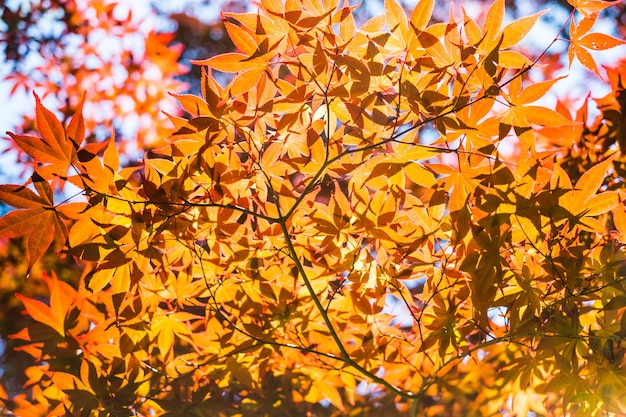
568, 14, 626, 78
567, 0, 622, 17
7, 94, 79, 190
499, 76, 577, 151
15, 271, 76, 337
0, 174, 68, 270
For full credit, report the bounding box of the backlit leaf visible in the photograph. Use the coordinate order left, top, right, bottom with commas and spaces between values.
577, 32, 626, 51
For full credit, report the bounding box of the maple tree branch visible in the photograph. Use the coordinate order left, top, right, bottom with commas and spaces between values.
190, 234, 347, 364
332, 14, 577, 167
141, 342, 262, 404
387, 278, 422, 329
413, 273, 626, 402
244, 59, 349, 374
281, 58, 542, 221
277, 219, 418, 399
87, 187, 280, 224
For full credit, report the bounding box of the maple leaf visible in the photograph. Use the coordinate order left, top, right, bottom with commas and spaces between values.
560, 155, 619, 230
567, 0, 622, 17
568, 14, 626, 78
74, 131, 122, 195
15, 271, 76, 337
475, 0, 547, 56
8, 94, 77, 187
499, 76, 577, 151
191, 11, 284, 97
0, 174, 68, 270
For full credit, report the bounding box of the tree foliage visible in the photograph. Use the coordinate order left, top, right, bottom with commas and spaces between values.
1, 0, 626, 415
1, 0, 187, 151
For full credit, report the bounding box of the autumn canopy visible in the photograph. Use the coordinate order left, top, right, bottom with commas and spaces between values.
1, 0, 626, 415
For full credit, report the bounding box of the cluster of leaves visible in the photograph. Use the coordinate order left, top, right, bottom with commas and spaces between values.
0, 0, 190, 396
1, 0, 626, 416
1, 0, 187, 151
